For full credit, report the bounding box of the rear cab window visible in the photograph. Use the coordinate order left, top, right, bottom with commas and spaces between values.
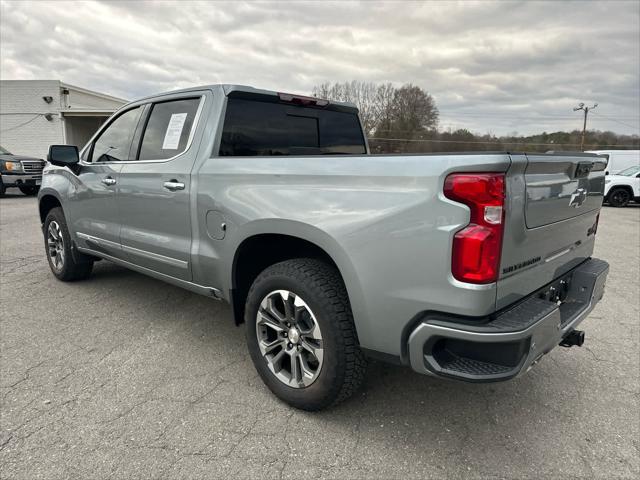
219, 95, 366, 156
138, 98, 200, 160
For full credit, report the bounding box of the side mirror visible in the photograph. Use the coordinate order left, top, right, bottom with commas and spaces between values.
47, 145, 79, 167
605, 171, 609, 175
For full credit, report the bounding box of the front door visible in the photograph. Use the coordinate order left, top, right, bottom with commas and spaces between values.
117, 96, 204, 281
69, 105, 144, 258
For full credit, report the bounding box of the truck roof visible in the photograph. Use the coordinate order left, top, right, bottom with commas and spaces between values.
134, 84, 359, 111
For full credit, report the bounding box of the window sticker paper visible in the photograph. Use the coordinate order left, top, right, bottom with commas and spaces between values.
162, 113, 188, 150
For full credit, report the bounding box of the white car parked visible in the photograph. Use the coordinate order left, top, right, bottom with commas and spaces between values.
604, 165, 640, 207
587, 149, 639, 175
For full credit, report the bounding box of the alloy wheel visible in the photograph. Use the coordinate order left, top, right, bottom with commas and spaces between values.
256, 289, 324, 388
47, 221, 65, 271
611, 189, 630, 206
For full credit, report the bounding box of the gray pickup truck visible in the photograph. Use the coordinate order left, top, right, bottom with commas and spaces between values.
38, 84, 609, 410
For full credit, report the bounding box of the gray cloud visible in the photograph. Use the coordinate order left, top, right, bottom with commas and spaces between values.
1, 0, 638, 135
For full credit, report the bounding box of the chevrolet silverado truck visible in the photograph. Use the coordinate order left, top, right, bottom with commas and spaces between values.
38, 85, 610, 410
0, 145, 45, 196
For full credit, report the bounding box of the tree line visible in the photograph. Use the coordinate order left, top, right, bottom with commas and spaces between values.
312, 81, 438, 138
311, 81, 639, 153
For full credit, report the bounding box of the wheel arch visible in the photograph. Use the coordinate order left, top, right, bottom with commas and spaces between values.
228, 223, 364, 329
607, 184, 634, 202
38, 193, 63, 224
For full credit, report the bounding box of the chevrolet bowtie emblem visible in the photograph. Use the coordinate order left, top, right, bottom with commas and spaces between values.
569, 188, 587, 208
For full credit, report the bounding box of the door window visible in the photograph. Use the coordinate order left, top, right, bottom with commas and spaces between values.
138, 98, 200, 160
90, 107, 142, 162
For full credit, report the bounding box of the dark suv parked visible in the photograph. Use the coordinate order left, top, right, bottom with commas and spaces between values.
0, 145, 45, 196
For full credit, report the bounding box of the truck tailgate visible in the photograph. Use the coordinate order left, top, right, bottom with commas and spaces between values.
497, 153, 608, 310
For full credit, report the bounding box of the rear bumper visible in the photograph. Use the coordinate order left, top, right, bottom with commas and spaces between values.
407, 257, 609, 382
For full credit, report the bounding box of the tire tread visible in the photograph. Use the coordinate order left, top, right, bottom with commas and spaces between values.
245, 258, 366, 409
44, 207, 93, 281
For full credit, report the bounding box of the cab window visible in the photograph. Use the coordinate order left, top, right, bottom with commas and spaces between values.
138, 98, 200, 160
90, 107, 142, 162
219, 97, 366, 156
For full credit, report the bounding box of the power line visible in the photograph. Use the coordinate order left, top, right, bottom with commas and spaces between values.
440, 113, 577, 119
375, 128, 553, 134
368, 137, 639, 147
589, 111, 640, 130
0, 114, 43, 133
438, 112, 640, 119
0, 112, 54, 115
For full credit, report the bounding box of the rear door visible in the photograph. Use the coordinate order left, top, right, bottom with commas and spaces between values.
497, 153, 608, 309
116, 94, 206, 281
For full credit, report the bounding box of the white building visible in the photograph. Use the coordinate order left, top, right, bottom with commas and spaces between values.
0, 80, 127, 158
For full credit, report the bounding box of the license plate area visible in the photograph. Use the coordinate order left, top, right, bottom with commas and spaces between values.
537, 272, 573, 305
537, 258, 609, 328
559, 262, 607, 327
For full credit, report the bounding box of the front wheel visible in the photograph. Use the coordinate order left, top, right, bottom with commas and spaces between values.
245, 258, 366, 410
44, 207, 94, 281
607, 187, 631, 207
19, 185, 40, 196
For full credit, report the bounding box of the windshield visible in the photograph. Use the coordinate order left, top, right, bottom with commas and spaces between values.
0, 145, 12, 155
616, 165, 640, 176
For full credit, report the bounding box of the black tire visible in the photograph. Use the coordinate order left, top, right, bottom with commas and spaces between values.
19, 185, 40, 196
0, 180, 5, 197
607, 187, 631, 207
245, 258, 366, 411
44, 207, 94, 281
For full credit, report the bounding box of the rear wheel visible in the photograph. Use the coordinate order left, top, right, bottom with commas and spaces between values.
44, 207, 93, 281
245, 258, 366, 410
608, 187, 631, 207
19, 185, 40, 196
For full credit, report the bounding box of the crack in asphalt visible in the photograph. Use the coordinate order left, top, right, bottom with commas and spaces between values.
2, 197, 639, 479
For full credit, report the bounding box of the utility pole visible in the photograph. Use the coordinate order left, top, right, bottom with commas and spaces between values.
573, 102, 598, 151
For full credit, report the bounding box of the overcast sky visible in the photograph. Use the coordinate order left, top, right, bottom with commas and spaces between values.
1, 0, 639, 136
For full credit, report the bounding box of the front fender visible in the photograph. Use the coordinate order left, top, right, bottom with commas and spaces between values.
38, 166, 74, 224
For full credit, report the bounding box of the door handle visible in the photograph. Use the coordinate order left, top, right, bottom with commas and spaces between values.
163, 180, 185, 191
101, 177, 116, 186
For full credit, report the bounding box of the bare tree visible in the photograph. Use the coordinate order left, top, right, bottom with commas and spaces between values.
312, 82, 333, 100
372, 83, 395, 135
312, 81, 381, 135
312, 81, 439, 138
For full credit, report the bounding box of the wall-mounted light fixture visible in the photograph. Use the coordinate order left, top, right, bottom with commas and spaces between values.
61, 88, 70, 109
42, 95, 53, 103
44, 113, 55, 121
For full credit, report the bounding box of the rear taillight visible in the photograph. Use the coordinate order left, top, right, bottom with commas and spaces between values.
444, 173, 506, 284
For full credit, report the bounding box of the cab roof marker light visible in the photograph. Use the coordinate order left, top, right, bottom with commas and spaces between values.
277, 92, 329, 107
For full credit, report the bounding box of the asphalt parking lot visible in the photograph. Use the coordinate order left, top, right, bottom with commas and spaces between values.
1, 191, 638, 480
